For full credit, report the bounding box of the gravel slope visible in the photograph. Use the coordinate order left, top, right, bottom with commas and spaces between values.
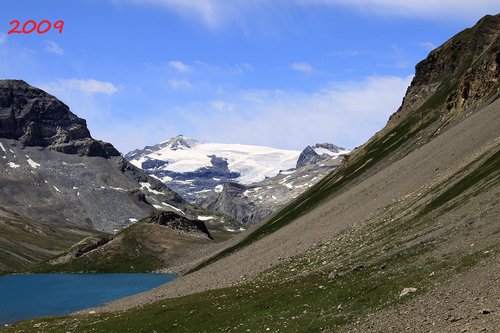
76, 92, 500, 328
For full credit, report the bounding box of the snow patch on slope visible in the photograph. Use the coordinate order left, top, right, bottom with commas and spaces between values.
26, 156, 40, 168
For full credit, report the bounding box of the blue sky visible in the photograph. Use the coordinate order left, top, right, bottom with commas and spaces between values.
1, 1, 499, 154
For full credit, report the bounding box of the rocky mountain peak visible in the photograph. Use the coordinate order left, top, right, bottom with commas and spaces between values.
296, 142, 349, 169
388, 13, 500, 128
166, 134, 202, 151
0, 79, 119, 157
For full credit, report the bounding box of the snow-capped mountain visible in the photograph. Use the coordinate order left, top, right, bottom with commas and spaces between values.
125, 135, 302, 201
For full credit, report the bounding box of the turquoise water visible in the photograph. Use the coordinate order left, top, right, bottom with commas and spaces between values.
0, 273, 176, 325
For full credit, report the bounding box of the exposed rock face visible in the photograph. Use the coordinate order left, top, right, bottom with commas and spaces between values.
0, 80, 119, 157
148, 211, 213, 240
388, 14, 500, 129
195, 156, 345, 225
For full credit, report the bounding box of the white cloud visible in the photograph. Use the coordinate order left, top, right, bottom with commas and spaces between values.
45, 40, 64, 55
191, 75, 413, 150
80, 75, 413, 154
0, 33, 6, 44
169, 80, 192, 89
418, 42, 437, 51
169, 60, 191, 72
114, 0, 499, 29
42, 78, 119, 96
290, 62, 314, 74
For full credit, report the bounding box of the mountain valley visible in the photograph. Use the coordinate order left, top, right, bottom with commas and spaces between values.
2, 12, 500, 332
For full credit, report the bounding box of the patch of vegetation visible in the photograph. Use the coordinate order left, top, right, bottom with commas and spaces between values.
29, 222, 212, 274
419, 148, 500, 217
0, 215, 106, 275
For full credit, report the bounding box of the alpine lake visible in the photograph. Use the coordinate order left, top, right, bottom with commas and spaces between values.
0, 273, 177, 326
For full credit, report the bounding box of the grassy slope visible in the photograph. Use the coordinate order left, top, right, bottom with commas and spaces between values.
0, 209, 106, 275
29, 220, 214, 274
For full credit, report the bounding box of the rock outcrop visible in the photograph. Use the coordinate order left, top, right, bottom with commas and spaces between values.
0, 80, 119, 157
296, 143, 348, 169
387, 14, 500, 129
148, 211, 213, 240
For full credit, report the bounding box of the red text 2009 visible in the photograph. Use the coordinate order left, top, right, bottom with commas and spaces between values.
9, 20, 64, 34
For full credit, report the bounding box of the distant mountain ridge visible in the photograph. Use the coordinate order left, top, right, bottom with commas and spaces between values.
125, 135, 304, 201
126, 135, 350, 224
195, 154, 346, 225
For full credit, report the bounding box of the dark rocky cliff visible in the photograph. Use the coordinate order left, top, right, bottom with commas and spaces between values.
0, 80, 119, 157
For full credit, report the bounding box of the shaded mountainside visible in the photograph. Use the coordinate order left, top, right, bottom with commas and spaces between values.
0, 207, 106, 274
0, 80, 244, 273
3, 14, 500, 332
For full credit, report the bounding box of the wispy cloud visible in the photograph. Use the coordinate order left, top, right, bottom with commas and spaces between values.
181, 75, 413, 150
290, 62, 314, 74
195, 60, 254, 75
418, 42, 437, 51
295, 0, 500, 20
169, 80, 191, 89
209, 100, 235, 112
42, 78, 119, 96
0, 33, 6, 45
169, 60, 191, 72
331, 50, 362, 57
114, 0, 499, 30
289, 62, 326, 75
45, 40, 64, 55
